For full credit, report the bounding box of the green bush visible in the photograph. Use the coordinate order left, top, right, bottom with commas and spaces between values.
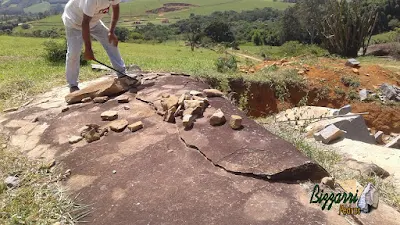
341, 76, 360, 88
43, 39, 87, 65
280, 41, 328, 57
215, 55, 237, 73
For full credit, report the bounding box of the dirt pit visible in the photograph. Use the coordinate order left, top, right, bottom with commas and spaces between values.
231, 57, 400, 134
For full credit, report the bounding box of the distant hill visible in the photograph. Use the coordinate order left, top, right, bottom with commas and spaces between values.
0, 0, 68, 14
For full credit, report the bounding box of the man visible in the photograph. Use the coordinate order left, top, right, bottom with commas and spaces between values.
62, 0, 128, 93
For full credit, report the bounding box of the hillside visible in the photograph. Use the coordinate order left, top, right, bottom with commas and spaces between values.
21, 0, 291, 31
0, 0, 67, 14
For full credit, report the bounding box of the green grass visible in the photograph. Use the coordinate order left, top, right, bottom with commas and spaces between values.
23, 2, 51, 14
370, 29, 400, 45
26, 0, 292, 31
0, 137, 88, 224
0, 36, 222, 110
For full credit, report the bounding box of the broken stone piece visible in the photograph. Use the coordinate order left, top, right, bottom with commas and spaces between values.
374, 131, 384, 144
69, 135, 83, 144
333, 105, 352, 116
353, 68, 360, 74
109, 119, 129, 132
5, 176, 19, 188
183, 106, 203, 117
184, 100, 204, 110
84, 129, 101, 143
230, 115, 243, 130
359, 89, 368, 101
203, 89, 224, 98
101, 111, 118, 121
161, 95, 179, 111
210, 109, 226, 126
183, 114, 196, 129
116, 95, 130, 103
81, 97, 92, 103
123, 106, 130, 110
190, 90, 203, 97
164, 106, 177, 123
192, 96, 209, 107
3, 107, 19, 113
93, 96, 109, 103
344, 159, 390, 178
128, 121, 144, 132
318, 124, 346, 144
385, 135, 400, 149
321, 177, 335, 189
178, 93, 190, 106
345, 58, 360, 68
380, 83, 397, 100
78, 125, 90, 137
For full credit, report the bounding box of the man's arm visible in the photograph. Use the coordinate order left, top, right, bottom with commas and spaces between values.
108, 4, 120, 46
82, 14, 95, 60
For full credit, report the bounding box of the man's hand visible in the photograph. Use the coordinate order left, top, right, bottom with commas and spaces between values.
84, 49, 95, 61
108, 32, 118, 47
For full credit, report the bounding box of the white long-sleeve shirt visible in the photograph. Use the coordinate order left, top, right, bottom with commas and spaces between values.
62, 0, 121, 30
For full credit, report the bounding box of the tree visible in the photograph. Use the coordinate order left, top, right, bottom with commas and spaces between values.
181, 15, 204, 51
114, 27, 130, 42
321, 0, 379, 57
280, 7, 304, 44
296, 0, 327, 44
204, 21, 235, 43
252, 30, 262, 46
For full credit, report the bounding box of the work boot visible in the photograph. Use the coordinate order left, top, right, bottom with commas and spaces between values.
69, 86, 80, 93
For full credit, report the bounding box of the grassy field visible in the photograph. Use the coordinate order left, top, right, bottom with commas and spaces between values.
24, 0, 292, 31
0, 35, 225, 110
23, 2, 51, 14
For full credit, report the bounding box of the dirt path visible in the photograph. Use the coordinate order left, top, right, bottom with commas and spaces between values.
228, 50, 263, 62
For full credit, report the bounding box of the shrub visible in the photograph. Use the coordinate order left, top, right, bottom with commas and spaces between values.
341, 76, 360, 88
43, 39, 87, 65
215, 55, 237, 73
21, 23, 30, 29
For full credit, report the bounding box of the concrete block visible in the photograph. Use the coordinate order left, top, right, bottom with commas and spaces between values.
319, 125, 346, 144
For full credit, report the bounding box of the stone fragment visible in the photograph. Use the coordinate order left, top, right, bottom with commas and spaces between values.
183, 115, 196, 129
192, 96, 209, 107
230, 115, 243, 130
344, 159, 390, 178
123, 106, 130, 110
184, 100, 204, 110
5, 176, 19, 188
161, 95, 179, 111
183, 106, 203, 117
128, 121, 144, 132
164, 106, 177, 123
203, 89, 224, 98
321, 177, 335, 189
178, 93, 190, 106
101, 111, 118, 121
3, 107, 19, 113
84, 129, 101, 143
333, 105, 352, 116
61, 107, 70, 113
78, 125, 91, 137
380, 83, 397, 100
345, 58, 360, 68
318, 124, 346, 144
385, 135, 400, 149
353, 68, 360, 74
374, 131, 384, 144
190, 90, 203, 96
69, 136, 83, 144
109, 119, 129, 132
210, 109, 226, 126
93, 96, 109, 103
81, 97, 92, 103
65, 77, 129, 104
116, 95, 130, 103
359, 89, 368, 101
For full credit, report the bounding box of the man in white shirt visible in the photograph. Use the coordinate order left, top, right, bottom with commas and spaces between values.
62, 0, 128, 93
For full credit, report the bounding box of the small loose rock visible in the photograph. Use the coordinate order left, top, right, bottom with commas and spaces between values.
69, 135, 83, 144
81, 97, 92, 103
116, 95, 130, 103
123, 106, 131, 110
93, 96, 109, 103
61, 107, 70, 113
210, 109, 226, 126
230, 115, 243, 130
101, 111, 118, 121
203, 89, 224, 98
183, 114, 196, 129
112, 170, 117, 174
128, 121, 144, 132
109, 119, 129, 132
190, 90, 203, 96
3, 107, 19, 113
374, 131, 384, 144
5, 176, 19, 188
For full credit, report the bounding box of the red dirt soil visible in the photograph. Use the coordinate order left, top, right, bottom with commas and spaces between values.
236, 57, 400, 133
